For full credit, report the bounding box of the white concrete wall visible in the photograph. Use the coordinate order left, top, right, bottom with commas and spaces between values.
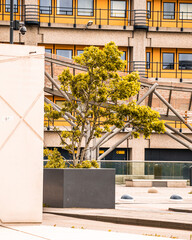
0, 44, 44, 223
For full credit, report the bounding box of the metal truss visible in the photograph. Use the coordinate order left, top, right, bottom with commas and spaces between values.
44, 53, 192, 158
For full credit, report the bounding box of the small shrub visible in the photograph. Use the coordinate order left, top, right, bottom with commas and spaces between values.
44, 148, 99, 169
81, 160, 92, 168
91, 160, 99, 168
44, 148, 66, 168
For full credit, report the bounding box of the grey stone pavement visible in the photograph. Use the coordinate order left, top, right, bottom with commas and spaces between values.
1, 185, 192, 240
43, 185, 192, 239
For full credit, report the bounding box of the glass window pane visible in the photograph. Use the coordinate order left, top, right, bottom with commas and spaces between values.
163, 53, 174, 69
57, 0, 73, 15
146, 52, 150, 69
45, 49, 52, 53
40, 0, 52, 14
77, 50, 84, 56
147, 1, 151, 19
179, 54, 192, 70
180, 3, 192, 20
56, 49, 73, 59
78, 0, 93, 16
163, 3, 175, 19
111, 1, 126, 17
121, 51, 126, 61
5, 0, 18, 13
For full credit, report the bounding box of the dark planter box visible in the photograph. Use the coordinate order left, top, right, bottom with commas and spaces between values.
43, 168, 115, 209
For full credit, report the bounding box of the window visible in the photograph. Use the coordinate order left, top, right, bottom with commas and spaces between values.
179, 53, 192, 70
146, 52, 150, 69
77, 50, 84, 56
45, 49, 52, 54
57, 0, 73, 15
55, 100, 65, 108
111, 0, 126, 17
180, 3, 192, 20
147, 1, 151, 19
5, 0, 18, 13
163, 53, 174, 69
163, 2, 175, 19
78, 0, 93, 16
121, 51, 126, 61
56, 49, 73, 59
40, 0, 52, 14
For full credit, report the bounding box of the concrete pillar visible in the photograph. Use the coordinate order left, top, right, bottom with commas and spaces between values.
24, 0, 38, 4
129, 136, 149, 175
132, 30, 147, 62
22, 25, 42, 45
132, 0, 146, 10
0, 44, 44, 223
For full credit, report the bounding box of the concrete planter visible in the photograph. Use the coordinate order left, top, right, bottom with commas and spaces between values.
43, 168, 115, 209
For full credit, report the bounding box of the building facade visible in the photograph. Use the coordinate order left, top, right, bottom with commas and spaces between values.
1, 0, 192, 177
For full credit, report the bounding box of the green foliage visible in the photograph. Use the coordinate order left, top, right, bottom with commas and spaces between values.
44, 148, 99, 169
91, 160, 99, 168
69, 160, 99, 168
44, 41, 165, 166
44, 148, 66, 168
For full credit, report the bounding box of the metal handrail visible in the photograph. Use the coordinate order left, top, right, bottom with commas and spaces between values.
1, 4, 192, 29
136, 9, 192, 29
127, 60, 192, 80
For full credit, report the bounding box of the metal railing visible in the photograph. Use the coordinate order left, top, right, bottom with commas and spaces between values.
44, 118, 189, 130
0, 3, 24, 21
1, 4, 192, 30
38, 6, 133, 27
132, 61, 192, 80
136, 9, 192, 30
149, 10, 192, 30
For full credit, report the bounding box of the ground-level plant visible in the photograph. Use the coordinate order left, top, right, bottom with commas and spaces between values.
44, 42, 165, 167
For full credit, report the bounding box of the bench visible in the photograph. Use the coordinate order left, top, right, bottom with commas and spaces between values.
125, 179, 187, 188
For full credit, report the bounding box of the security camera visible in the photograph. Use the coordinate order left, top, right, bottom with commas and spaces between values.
20, 25, 27, 35
86, 21, 93, 28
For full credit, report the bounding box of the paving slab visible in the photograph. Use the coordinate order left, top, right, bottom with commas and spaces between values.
0, 225, 185, 240
43, 185, 192, 231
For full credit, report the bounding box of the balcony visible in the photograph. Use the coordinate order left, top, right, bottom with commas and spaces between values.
132, 61, 192, 82
136, 9, 192, 31
1, 4, 192, 30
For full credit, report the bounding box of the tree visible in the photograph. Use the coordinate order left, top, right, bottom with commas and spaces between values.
45, 42, 165, 166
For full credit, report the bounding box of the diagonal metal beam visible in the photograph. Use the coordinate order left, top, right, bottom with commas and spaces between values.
189, 92, 192, 111
45, 71, 71, 101
148, 92, 153, 108
165, 131, 192, 151
93, 83, 158, 151
45, 97, 76, 127
165, 123, 192, 144
166, 90, 172, 116
45, 56, 87, 71
98, 130, 135, 160
154, 90, 192, 132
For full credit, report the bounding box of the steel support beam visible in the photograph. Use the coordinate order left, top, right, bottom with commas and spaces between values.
44, 97, 76, 127
45, 56, 87, 71
154, 90, 192, 132
166, 90, 172, 116
93, 83, 158, 151
45, 71, 70, 101
98, 130, 135, 160
165, 123, 192, 144
189, 92, 192, 111
165, 131, 192, 151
